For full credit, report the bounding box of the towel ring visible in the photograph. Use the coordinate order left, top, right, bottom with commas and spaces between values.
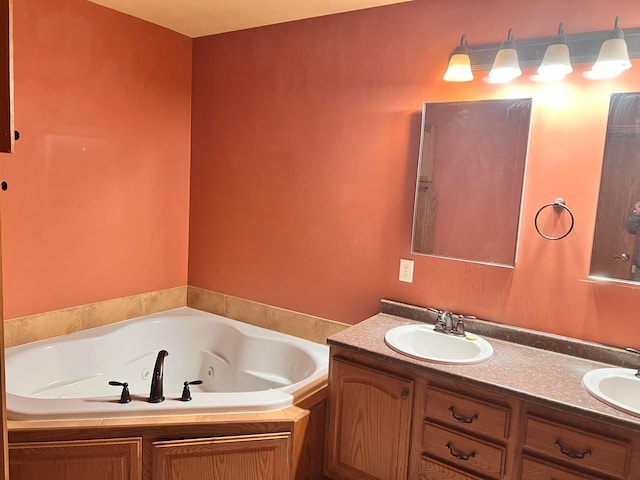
534, 198, 574, 240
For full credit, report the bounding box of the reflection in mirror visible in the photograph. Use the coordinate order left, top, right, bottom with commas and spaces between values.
590, 92, 640, 283
411, 98, 532, 266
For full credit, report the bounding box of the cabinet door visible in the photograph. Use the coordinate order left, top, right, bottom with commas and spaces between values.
9, 438, 142, 480
153, 432, 291, 480
325, 358, 414, 480
0, 205, 7, 480
0, 0, 11, 153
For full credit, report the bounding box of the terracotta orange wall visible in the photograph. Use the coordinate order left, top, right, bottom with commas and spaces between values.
0, 0, 192, 318
189, 0, 640, 348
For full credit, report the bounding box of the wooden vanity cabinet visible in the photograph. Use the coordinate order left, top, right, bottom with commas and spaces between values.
324, 357, 414, 480
325, 347, 640, 480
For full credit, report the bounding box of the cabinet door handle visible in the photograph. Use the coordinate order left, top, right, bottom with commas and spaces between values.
445, 442, 476, 461
554, 440, 591, 459
399, 390, 409, 400
448, 406, 478, 424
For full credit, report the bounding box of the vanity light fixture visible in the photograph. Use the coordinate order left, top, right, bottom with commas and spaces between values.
584, 16, 631, 79
444, 17, 640, 84
488, 28, 521, 83
534, 23, 572, 82
443, 34, 473, 82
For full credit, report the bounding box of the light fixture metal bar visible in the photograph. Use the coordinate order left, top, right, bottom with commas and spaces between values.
468, 27, 640, 71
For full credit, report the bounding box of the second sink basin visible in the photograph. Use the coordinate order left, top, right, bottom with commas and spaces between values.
384, 324, 493, 364
583, 367, 640, 418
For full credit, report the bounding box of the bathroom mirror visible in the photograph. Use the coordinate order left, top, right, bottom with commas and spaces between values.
411, 98, 532, 266
590, 92, 640, 283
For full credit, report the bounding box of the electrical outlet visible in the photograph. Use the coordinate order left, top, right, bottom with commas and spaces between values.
399, 259, 414, 283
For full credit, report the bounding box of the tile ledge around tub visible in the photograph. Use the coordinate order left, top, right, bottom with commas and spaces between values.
379, 299, 638, 369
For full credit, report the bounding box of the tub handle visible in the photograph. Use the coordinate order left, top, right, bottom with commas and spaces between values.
108, 381, 132, 404
180, 380, 203, 402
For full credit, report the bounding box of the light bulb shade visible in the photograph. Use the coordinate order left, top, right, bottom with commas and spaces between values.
489, 47, 521, 82
592, 37, 631, 74
537, 43, 573, 79
443, 53, 473, 82
443, 34, 473, 82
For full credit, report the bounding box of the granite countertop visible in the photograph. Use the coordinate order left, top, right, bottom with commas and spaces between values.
327, 307, 640, 430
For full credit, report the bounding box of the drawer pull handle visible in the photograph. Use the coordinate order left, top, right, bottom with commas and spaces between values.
554, 440, 592, 459
449, 406, 478, 424
445, 442, 476, 461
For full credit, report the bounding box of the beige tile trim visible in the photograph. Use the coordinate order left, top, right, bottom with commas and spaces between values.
5, 286, 188, 347
4, 285, 349, 348
187, 286, 349, 345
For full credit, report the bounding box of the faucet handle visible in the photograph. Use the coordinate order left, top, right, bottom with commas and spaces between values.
453, 315, 466, 336
434, 311, 447, 332
109, 381, 132, 404
625, 348, 640, 377
180, 380, 203, 402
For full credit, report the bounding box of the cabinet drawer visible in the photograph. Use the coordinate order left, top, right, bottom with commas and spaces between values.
524, 415, 630, 479
420, 456, 485, 480
521, 455, 604, 480
422, 422, 505, 479
425, 387, 509, 440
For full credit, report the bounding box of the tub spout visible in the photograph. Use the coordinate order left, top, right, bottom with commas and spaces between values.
148, 349, 169, 403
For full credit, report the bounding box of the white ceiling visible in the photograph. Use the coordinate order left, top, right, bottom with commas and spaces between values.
87, 0, 413, 38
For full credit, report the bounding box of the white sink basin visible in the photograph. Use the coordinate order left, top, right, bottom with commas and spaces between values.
384, 324, 493, 364
583, 368, 640, 418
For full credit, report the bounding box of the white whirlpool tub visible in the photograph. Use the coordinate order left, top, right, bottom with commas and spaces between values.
5, 307, 329, 420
